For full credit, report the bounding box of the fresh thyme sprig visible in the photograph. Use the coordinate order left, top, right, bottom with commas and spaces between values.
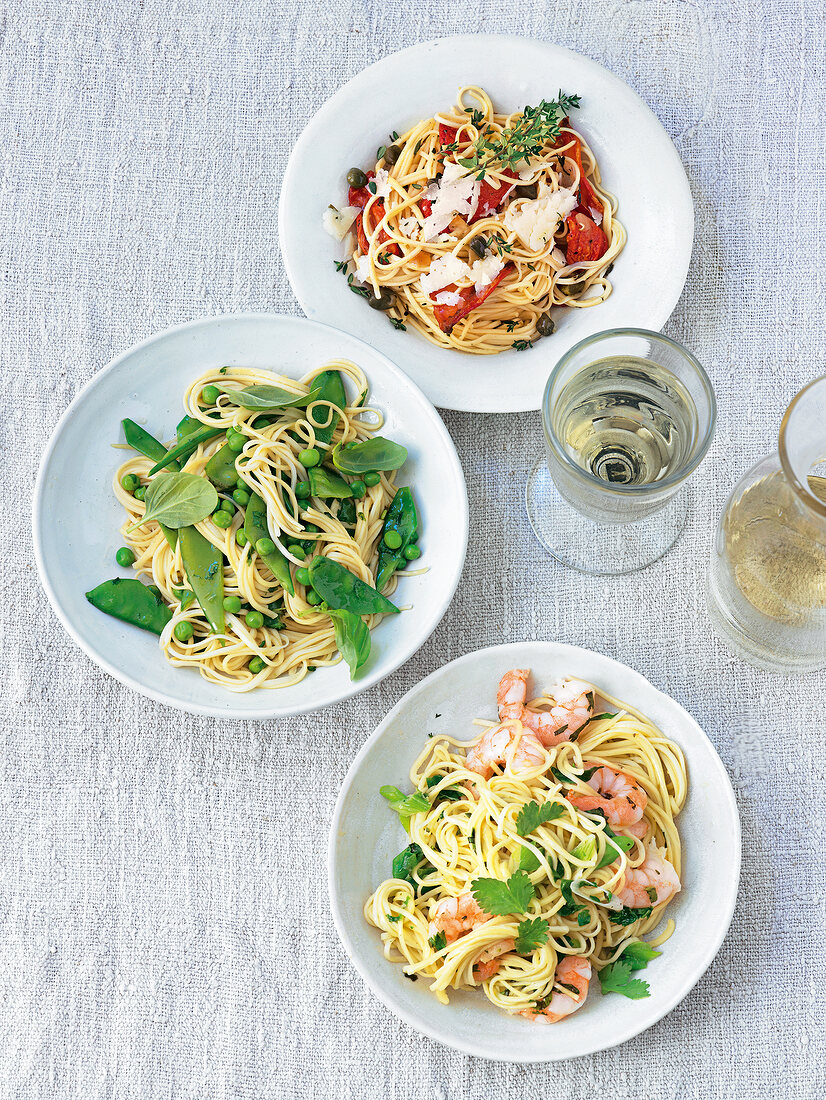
456, 92, 581, 179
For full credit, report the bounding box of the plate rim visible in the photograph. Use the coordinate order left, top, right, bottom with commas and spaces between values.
327, 639, 741, 1061
32, 312, 469, 720
280, 34, 695, 413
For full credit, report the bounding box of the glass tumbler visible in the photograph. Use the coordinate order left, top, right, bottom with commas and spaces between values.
526, 329, 717, 574
707, 376, 826, 672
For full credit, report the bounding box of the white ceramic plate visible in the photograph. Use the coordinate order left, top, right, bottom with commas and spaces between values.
329, 641, 740, 1061
33, 314, 468, 719
280, 35, 694, 413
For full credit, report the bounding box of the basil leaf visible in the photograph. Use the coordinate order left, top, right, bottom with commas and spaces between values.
309, 557, 399, 615
131, 472, 218, 531
328, 609, 371, 679
308, 467, 352, 499
332, 436, 408, 475
217, 383, 321, 411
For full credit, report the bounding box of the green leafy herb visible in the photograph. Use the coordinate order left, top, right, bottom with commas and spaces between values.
387, 914, 402, 923
424, 775, 464, 804
577, 909, 590, 927
389, 316, 407, 331
449, 93, 580, 177
331, 436, 408, 475
129, 472, 218, 532
307, 467, 353, 499
391, 842, 426, 887
216, 383, 320, 411
514, 917, 549, 954
428, 930, 447, 952
609, 906, 653, 927
597, 960, 650, 1000
621, 942, 661, 970
590, 712, 618, 722
594, 828, 635, 869
516, 800, 564, 837
333, 259, 349, 273
550, 765, 571, 785
512, 339, 535, 351
517, 845, 541, 873
470, 871, 534, 916
328, 609, 371, 679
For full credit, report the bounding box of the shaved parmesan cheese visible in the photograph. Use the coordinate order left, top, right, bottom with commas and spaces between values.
504, 185, 578, 252
323, 204, 360, 241
374, 168, 392, 200
470, 254, 504, 294
398, 216, 421, 240
516, 157, 550, 181
353, 253, 373, 283
434, 290, 463, 306
422, 161, 481, 242
419, 254, 471, 297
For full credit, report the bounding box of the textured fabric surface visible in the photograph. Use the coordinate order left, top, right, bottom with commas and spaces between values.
2, 1, 825, 1097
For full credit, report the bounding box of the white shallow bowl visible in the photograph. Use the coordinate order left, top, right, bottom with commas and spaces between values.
329, 641, 740, 1061
33, 314, 468, 719
280, 35, 694, 413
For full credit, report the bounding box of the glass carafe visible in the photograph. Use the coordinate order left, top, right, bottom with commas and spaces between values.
707, 376, 826, 672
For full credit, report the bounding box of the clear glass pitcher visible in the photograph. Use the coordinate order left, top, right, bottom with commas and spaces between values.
707, 376, 826, 672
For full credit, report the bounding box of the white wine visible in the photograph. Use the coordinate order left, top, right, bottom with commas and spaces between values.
551, 355, 699, 486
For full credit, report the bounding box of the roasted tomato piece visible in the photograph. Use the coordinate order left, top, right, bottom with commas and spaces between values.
468, 176, 516, 225
348, 170, 375, 209
565, 212, 608, 263
431, 263, 515, 333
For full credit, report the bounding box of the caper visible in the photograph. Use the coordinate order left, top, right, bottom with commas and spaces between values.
515, 182, 538, 200
536, 314, 556, 338
346, 167, 368, 188
565, 280, 586, 296
367, 287, 395, 312
384, 144, 401, 166
469, 236, 487, 259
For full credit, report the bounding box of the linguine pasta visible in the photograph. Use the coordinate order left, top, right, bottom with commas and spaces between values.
365, 677, 685, 1019
336, 85, 625, 354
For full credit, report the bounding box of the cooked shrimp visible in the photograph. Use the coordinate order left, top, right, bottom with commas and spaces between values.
497, 669, 594, 747
566, 764, 648, 826
473, 938, 515, 981
428, 892, 491, 944
618, 819, 649, 840
465, 722, 545, 779
616, 847, 681, 908
520, 955, 592, 1023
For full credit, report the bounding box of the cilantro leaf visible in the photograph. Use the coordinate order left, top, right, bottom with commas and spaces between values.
597, 959, 650, 1000
428, 930, 447, 952
621, 942, 661, 970
514, 917, 549, 954
516, 800, 564, 837
518, 845, 540, 873
609, 905, 652, 926
391, 842, 428, 888
471, 870, 535, 916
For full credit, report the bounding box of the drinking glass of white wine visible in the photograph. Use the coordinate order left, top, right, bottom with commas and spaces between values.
526, 328, 717, 574
707, 376, 826, 673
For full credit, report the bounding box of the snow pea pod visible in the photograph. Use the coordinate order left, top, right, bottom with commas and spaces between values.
309, 556, 399, 615
243, 492, 294, 596
120, 419, 178, 549
85, 578, 173, 635
376, 487, 418, 590
176, 414, 202, 442
307, 370, 346, 445
308, 467, 352, 499
338, 497, 357, 526
205, 442, 239, 490
178, 525, 225, 633
149, 425, 225, 475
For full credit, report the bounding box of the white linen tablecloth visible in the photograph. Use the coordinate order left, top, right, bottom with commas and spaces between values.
2, 1, 824, 1096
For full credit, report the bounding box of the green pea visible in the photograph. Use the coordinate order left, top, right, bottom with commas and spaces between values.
298, 447, 320, 468
236, 477, 248, 491
404, 544, 422, 560
134, 485, 147, 500
233, 488, 250, 506
303, 523, 320, 533
213, 509, 233, 529
223, 595, 242, 613
295, 566, 311, 587
363, 471, 381, 487
121, 473, 140, 493
256, 537, 276, 556
201, 384, 220, 405
350, 480, 367, 499
227, 432, 246, 453
115, 546, 135, 567
306, 590, 322, 606
287, 543, 307, 559
245, 610, 264, 629
235, 529, 248, 547
219, 499, 236, 515
295, 480, 312, 499
255, 416, 274, 429
174, 621, 194, 641
384, 530, 402, 550
347, 167, 368, 188
249, 656, 266, 673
